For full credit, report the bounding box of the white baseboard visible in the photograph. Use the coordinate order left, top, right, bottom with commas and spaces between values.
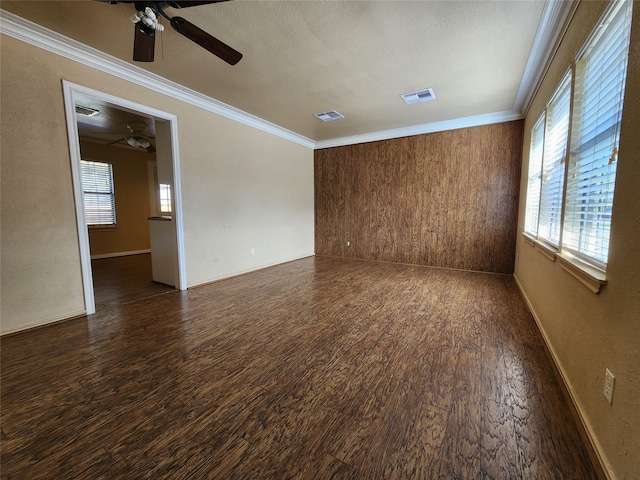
90, 249, 151, 260
188, 253, 315, 289
0, 309, 86, 336
513, 273, 612, 480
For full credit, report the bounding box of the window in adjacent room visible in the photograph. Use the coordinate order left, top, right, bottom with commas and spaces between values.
80, 160, 116, 227
158, 183, 172, 213
523, 0, 632, 275
151, 165, 172, 214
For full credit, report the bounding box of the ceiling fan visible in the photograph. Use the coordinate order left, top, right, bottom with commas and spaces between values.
105, 122, 157, 153
98, 1, 242, 65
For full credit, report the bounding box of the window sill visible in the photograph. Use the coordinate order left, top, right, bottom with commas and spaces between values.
535, 241, 557, 262
521, 233, 606, 292
522, 232, 536, 246
556, 252, 607, 294
88, 225, 117, 232
522, 233, 558, 261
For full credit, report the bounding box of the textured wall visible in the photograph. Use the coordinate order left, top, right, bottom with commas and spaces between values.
315, 121, 523, 274
1, 37, 86, 331
81, 142, 152, 257
514, 2, 640, 479
0, 35, 314, 334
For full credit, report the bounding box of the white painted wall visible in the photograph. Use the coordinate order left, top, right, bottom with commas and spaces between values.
0, 35, 314, 334
179, 108, 314, 287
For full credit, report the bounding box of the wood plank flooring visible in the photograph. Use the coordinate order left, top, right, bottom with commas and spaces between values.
1, 256, 600, 479
91, 254, 174, 310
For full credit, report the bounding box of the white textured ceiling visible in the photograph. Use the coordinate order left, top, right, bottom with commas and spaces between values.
1, 0, 547, 142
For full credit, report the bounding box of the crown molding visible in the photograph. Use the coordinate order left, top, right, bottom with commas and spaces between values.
0, 9, 315, 149
513, 0, 580, 116
2, 4, 569, 151
314, 110, 524, 149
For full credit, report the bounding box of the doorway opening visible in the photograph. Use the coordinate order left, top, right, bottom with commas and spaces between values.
62, 81, 187, 315
91, 254, 173, 309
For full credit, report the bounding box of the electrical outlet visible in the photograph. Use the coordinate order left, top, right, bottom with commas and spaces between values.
346, 241, 351, 247
604, 368, 615, 405
250, 247, 256, 256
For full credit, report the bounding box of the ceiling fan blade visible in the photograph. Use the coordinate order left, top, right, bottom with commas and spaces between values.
146, 144, 157, 154
170, 17, 242, 65
133, 23, 155, 62
105, 137, 127, 146
168, 1, 231, 8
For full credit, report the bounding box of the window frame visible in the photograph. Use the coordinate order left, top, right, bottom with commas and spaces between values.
535, 70, 573, 249
80, 159, 117, 228
158, 183, 172, 214
560, 0, 632, 271
522, 0, 632, 291
524, 114, 545, 238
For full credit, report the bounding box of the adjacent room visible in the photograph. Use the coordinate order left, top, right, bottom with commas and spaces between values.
1, 1, 638, 478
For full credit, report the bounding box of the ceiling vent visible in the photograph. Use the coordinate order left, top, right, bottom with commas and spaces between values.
400, 88, 436, 105
75, 104, 100, 117
314, 110, 344, 122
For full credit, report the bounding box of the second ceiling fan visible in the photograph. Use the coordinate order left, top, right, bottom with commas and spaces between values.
105, 122, 157, 153
101, 1, 242, 65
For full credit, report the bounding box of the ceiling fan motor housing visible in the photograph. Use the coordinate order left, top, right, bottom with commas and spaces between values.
132, 2, 165, 34
133, 1, 162, 15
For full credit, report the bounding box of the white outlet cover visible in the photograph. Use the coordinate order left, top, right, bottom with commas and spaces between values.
604, 368, 615, 404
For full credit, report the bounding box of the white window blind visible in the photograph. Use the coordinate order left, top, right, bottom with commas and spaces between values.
81, 160, 116, 226
525, 115, 545, 235
538, 72, 572, 246
563, 0, 632, 267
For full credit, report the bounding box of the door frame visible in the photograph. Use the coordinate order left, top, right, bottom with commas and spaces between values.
62, 80, 187, 315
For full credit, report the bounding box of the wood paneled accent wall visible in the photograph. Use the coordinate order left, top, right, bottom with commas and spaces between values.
314, 121, 524, 274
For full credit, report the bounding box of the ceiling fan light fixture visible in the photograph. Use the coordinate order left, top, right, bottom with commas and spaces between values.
125, 136, 152, 149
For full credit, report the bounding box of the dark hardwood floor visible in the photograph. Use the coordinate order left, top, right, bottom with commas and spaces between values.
1, 256, 600, 479
91, 253, 174, 310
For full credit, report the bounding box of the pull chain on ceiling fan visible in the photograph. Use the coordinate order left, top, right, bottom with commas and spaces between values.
99, 1, 242, 65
